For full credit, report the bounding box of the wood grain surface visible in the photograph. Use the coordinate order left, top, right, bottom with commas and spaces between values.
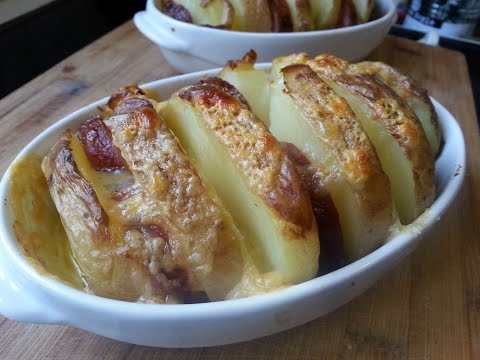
0, 21, 479, 359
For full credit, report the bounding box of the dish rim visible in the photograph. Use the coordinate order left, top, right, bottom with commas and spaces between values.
0, 65, 466, 321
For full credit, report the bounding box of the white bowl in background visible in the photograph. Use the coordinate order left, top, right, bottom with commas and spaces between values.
0, 66, 465, 348
133, 0, 397, 73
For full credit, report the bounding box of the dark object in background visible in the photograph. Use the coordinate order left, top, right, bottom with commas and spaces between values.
0, 0, 145, 99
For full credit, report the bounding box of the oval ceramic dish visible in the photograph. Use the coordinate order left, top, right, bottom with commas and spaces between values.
0, 66, 465, 348
134, 0, 397, 73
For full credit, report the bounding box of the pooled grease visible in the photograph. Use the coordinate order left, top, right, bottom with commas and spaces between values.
9, 154, 85, 289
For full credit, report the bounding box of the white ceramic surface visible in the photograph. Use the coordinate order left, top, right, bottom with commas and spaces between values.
133, 0, 397, 73
0, 66, 465, 348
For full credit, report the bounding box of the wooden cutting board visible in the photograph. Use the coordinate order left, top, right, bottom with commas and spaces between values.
0, 21, 479, 359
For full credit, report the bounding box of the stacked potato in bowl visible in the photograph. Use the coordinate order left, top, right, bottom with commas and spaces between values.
41, 52, 440, 304
159, 0, 376, 31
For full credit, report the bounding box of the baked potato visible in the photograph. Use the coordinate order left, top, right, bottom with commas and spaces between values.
35, 50, 438, 303
308, 54, 435, 224
159, 0, 375, 31
286, 0, 314, 31
310, 0, 342, 29
216, 49, 436, 259
351, 61, 441, 155
162, 77, 320, 283
42, 87, 246, 302
160, 0, 233, 28
219, 50, 271, 125
270, 62, 395, 261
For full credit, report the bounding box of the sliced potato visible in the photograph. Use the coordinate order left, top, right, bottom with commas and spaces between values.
105, 101, 245, 301
271, 53, 309, 84
43, 91, 246, 303
351, 0, 374, 23
169, 0, 233, 28
309, 54, 435, 224
310, 0, 342, 29
286, 0, 314, 31
162, 77, 319, 283
42, 130, 151, 302
352, 61, 441, 155
270, 63, 395, 260
219, 50, 270, 125
229, 0, 272, 31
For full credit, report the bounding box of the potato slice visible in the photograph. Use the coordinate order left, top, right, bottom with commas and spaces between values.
351, 0, 374, 23
167, 0, 233, 28
43, 92, 246, 303
310, 0, 342, 29
219, 50, 270, 125
270, 64, 395, 260
229, 0, 272, 31
309, 55, 435, 224
162, 78, 319, 283
352, 61, 441, 155
286, 0, 314, 31
271, 53, 309, 84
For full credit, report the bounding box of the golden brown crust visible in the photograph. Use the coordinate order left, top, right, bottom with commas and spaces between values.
282, 64, 392, 215
197, 77, 251, 109
105, 96, 244, 300
76, 115, 128, 171
351, 61, 441, 155
43, 131, 110, 244
178, 78, 314, 235
224, 49, 257, 70
333, 73, 435, 209
107, 85, 146, 111
311, 0, 342, 29
43, 89, 245, 302
309, 55, 435, 220
42, 131, 176, 302
272, 63, 394, 260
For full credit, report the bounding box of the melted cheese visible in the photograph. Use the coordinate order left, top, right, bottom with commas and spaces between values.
9, 154, 84, 288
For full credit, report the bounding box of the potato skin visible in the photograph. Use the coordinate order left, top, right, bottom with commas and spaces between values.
42, 132, 109, 245
178, 77, 315, 236
41, 131, 163, 302
166, 77, 319, 283
42, 89, 246, 303
308, 54, 435, 223
281, 64, 395, 256
351, 61, 441, 155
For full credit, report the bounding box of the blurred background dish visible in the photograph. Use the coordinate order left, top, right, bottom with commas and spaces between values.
133, 0, 397, 73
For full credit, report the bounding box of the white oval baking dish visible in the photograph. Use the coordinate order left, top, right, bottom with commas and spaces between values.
0, 66, 465, 348
133, 0, 397, 73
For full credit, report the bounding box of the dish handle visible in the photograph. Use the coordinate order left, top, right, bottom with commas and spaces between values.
133, 11, 188, 52
0, 254, 63, 324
